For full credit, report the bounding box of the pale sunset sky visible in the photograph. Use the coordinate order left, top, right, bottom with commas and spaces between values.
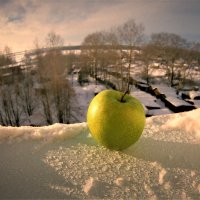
0, 0, 200, 52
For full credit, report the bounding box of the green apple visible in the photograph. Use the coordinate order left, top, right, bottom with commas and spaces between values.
87, 89, 145, 150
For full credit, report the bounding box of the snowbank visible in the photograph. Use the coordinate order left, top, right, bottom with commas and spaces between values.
0, 109, 200, 199
0, 123, 88, 143
163, 108, 200, 139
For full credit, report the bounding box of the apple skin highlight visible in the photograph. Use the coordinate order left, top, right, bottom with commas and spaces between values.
87, 90, 146, 150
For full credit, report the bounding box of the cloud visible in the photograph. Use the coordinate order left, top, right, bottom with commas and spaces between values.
0, 0, 130, 51
7, 15, 24, 23
6, 5, 26, 23
0, 0, 200, 52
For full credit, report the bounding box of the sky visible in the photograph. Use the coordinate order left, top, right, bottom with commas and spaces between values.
0, 0, 200, 52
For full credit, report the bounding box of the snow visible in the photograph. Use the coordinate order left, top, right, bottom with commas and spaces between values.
163, 108, 200, 139
0, 123, 87, 143
0, 109, 200, 199
151, 68, 166, 77
147, 108, 172, 116
131, 90, 161, 109
130, 86, 173, 116
165, 96, 193, 107
192, 100, 200, 108
152, 84, 177, 97
189, 90, 200, 100
70, 76, 106, 122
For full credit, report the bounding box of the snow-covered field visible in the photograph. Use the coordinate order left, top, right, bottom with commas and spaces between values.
71, 76, 106, 122
0, 109, 200, 199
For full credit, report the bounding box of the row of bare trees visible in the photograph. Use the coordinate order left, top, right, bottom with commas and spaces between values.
0, 85, 21, 126
0, 46, 21, 126
0, 79, 37, 126
80, 19, 200, 91
32, 32, 74, 125
0, 32, 75, 126
80, 19, 144, 92
140, 33, 200, 87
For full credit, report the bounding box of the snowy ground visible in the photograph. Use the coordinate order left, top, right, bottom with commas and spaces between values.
71, 75, 106, 122
0, 109, 200, 199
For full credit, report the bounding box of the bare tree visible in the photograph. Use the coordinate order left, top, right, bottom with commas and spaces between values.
81, 31, 105, 84
0, 46, 15, 65
150, 32, 187, 87
0, 46, 15, 84
117, 19, 144, 92
0, 85, 21, 126
136, 44, 157, 84
176, 49, 200, 89
81, 30, 121, 88
34, 40, 53, 124
80, 20, 144, 94
16, 53, 36, 117
45, 31, 64, 48
51, 79, 74, 123
100, 31, 120, 83
20, 75, 35, 116
35, 31, 74, 124
151, 32, 187, 48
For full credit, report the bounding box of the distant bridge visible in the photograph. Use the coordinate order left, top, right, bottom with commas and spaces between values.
26, 45, 82, 57
26, 44, 139, 57
2, 45, 140, 62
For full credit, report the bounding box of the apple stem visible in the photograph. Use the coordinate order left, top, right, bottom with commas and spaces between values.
120, 90, 128, 102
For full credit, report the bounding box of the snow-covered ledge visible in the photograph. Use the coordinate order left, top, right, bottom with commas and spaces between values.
0, 109, 200, 199
0, 122, 88, 143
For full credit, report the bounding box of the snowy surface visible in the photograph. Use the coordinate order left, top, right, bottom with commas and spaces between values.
152, 84, 177, 97
0, 109, 200, 199
70, 76, 106, 122
131, 90, 161, 109
165, 96, 193, 107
